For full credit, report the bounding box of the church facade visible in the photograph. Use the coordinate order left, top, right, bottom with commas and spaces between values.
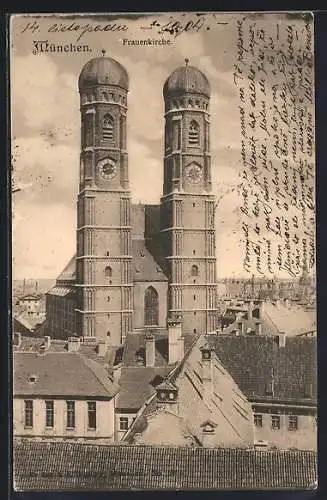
46, 55, 218, 345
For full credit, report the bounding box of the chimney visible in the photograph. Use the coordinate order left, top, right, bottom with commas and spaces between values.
265, 374, 275, 396
44, 335, 51, 350
113, 364, 122, 384
97, 340, 108, 357
156, 380, 178, 413
237, 321, 244, 335
200, 420, 217, 448
200, 343, 214, 407
284, 298, 290, 308
259, 300, 265, 319
168, 317, 183, 364
67, 336, 81, 352
255, 321, 262, 335
13, 332, 21, 347
145, 334, 155, 367
277, 332, 286, 347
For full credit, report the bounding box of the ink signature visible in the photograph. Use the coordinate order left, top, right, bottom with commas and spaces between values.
142, 14, 228, 38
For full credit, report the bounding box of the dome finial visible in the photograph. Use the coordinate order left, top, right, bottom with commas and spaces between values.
101, 49, 106, 57
185, 58, 189, 66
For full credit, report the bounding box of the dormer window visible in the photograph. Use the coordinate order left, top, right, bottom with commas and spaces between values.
27, 374, 37, 384
189, 120, 200, 146
200, 343, 213, 361
156, 380, 178, 403
103, 114, 114, 141
201, 420, 217, 434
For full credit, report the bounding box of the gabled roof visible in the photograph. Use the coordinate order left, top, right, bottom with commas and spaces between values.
13, 441, 317, 490
124, 334, 254, 447
262, 301, 316, 336
132, 240, 167, 282
18, 294, 41, 301
13, 313, 46, 332
116, 331, 196, 411
14, 351, 119, 398
46, 286, 75, 297
207, 335, 317, 404
116, 366, 172, 410
56, 255, 76, 283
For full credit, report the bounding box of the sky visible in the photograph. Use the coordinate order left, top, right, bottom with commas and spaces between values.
10, 12, 314, 280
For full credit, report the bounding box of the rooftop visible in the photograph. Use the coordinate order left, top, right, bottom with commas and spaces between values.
78, 56, 129, 90
14, 350, 119, 399
13, 312, 46, 332
13, 441, 317, 490
125, 334, 254, 447
13, 335, 118, 366
223, 300, 316, 337
207, 334, 317, 404
163, 61, 210, 98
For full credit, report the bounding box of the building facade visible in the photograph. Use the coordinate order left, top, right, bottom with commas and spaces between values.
46, 56, 218, 344
13, 346, 118, 444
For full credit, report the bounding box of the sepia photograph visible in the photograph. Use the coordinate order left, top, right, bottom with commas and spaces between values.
11, 11, 316, 491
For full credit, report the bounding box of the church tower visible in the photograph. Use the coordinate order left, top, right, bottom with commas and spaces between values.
76, 54, 133, 345
160, 60, 217, 336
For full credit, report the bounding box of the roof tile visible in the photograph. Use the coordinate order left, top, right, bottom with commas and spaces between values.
13, 441, 317, 490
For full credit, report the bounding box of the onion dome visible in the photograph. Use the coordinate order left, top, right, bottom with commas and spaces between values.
163, 59, 210, 98
78, 51, 129, 90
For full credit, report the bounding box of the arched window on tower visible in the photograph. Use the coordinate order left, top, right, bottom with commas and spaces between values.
104, 266, 112, 279
103, 114, 114, 141
144, 286, 159, 326
191, 265, 199, 277
189, 121, 200, 146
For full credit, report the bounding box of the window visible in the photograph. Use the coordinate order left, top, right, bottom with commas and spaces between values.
271, 415, 280, 430
191, 265, 199, 277
189, 120, 200, 146
66, 401, 75, 429
103, 114, 114, 141
193, 328, 197, 334
144, 286, 159, 326
119, 417, 129, 431
254, 414, 263, 427
87, 401, 96, 430
24, 400, 33, 428
45, 400, 54, 428
83, 113, 93, 146
288, 415, 298, 431
104, 266, 112, 278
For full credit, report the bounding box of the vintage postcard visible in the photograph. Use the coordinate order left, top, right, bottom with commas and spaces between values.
11, 12, 317, 491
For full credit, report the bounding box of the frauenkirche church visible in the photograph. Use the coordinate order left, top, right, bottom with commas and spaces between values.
46, 54, 218, 345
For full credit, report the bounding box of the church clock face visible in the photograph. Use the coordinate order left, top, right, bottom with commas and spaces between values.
185, 163, 203, 184
98, 158, 117, 180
